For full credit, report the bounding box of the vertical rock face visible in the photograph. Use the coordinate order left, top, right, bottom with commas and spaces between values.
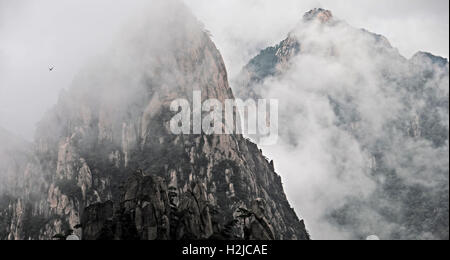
235, 9, 449, 240
0, 0, 309, 240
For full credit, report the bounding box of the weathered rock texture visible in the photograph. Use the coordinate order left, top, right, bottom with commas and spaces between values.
0, 1, 309, 240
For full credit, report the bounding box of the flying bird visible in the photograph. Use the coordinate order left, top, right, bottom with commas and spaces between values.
49, 66, 54, 71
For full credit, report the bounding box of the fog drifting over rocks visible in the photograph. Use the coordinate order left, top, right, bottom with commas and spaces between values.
0, 0, 448, 240
233, 10, 449, 239
0, 0, 448, 139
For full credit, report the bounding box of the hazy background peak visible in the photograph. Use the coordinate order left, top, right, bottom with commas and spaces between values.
188, 0, 449, 75
0, 0, 448, 140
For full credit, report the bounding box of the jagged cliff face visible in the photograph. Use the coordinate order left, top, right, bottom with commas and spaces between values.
0, 0, 308, 240
235, 9, 449, 240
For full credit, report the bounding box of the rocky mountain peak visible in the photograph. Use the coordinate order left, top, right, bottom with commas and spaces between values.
303, 8, 333, 23
411, 51, 449, 68
235, 4, 449, 241
0, 0, 309, 241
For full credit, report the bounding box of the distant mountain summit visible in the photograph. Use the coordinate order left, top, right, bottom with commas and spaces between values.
411, 51, 450, 68
234, 9, 449, 240
303, 8, 334, 23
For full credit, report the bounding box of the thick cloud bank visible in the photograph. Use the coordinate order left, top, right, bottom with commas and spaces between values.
1, 0, 448, 139
235, 12, 449, 239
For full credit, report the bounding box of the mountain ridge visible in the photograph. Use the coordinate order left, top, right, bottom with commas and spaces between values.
0, 1, 309, 240
234, 8, 449, 240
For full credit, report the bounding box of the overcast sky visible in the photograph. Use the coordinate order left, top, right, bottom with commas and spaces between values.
188, 0, 449, 75
0, 0, 448, 139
